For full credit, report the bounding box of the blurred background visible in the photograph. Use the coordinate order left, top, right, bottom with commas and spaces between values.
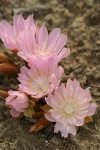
0, 0, 100, 150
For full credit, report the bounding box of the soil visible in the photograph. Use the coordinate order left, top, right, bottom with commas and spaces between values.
0, 0, 100, 150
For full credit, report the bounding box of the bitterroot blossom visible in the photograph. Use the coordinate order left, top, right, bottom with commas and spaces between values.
45, 79, 97, 137
0, 14, 70, 62
18, 57, 64, 99
0, 14, 97, 138
0, 14, 36, 50
16, 24, 70, 62
5, 91, 29, 117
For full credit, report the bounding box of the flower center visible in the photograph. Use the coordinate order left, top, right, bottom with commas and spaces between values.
28, 76, 50, 95
60, 97, 79, 118
36, 49, 49, 56
34, 43, 50, 56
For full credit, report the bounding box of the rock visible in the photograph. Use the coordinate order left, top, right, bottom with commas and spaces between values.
96, 41, 100, 45
71, 17, 84, 28
64, 9, 72, 18
84, 0, 94, 6
13, 6, 52, 19
85, 8, 100, 26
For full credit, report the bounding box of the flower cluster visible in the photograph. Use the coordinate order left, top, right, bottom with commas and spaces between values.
0, 15, 97, 138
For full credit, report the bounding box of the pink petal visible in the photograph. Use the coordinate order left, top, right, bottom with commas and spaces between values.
25, 15, 36, 31
74, 118, 84, 126
50, 109, 66, 123
53, 34, 67, 53
38, 24, 48, 47
66, 79, 74, 89
50, 109, 62, 120
48, 28, 60, 44
45, 94, 61, 109
79, 100, 89, 110
16, 30, 35, 60
68, 117, 76, 124
54, 84, 65, 98
66, 86, 73, 97
80, 88, 91, 101
0, 21, 16, 49
10, 109, 21, 117
67, 123, 76, 136
45, 112, 55, 122
52, 91, 64, 104
47, 28, 60, 49
54, 122, 65, 133
78, 97, 90, 110
73, 85, 80, 98
58, 48, 70, 61
54, 122, 76, 137
58, 66, 64, 78
0, 21, 13, 36
45, 95, 53, 107
17, 38, 28, 53
87, 103, 97, 116
76, 110, 88, 119
13, 14, 24, 33
67, 79, 80, 94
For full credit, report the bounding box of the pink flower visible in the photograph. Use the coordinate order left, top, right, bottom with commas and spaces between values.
18, 57, 64, 99
17, 24, 70, 62
45, 79, 97, 138
5, 91, 29, 117
0, 14, 36, 50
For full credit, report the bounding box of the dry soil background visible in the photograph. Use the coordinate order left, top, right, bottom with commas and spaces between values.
0, 0, 100, 150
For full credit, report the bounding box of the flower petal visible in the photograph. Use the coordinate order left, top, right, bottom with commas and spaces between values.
87, 103, 97, 116
45, 112, 55, 122
68, 117, 76, 124
38, 24, 48, 48
10, 109, 21, 117
53, 34, 67, 53
58, 48, 70, 61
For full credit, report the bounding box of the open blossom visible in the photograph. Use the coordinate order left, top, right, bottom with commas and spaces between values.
0, 14, 36, 50
18, 57, 64, 99
5, 91, 29, 117
17, 24, 70, 62
45, 79, 97, 138
0, 14, 69, 62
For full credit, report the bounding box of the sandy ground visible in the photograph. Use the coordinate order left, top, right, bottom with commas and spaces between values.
0, 0, 100, 149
